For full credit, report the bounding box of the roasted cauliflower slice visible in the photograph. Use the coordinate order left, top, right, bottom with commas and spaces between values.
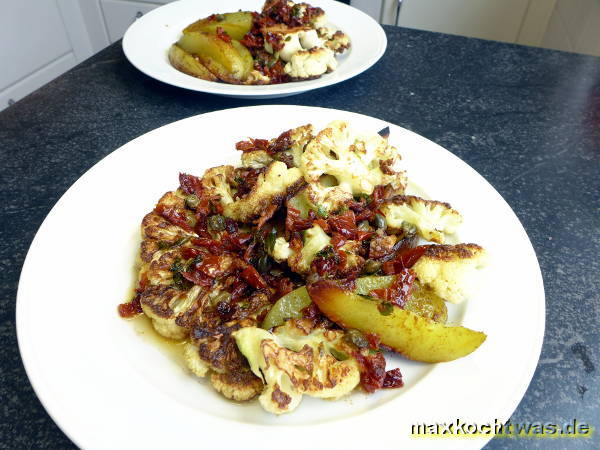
210, 370, 264, 402
202, 162, 302, 222
233, 325, 360, 414
241, 150, 273, 169
201, 165, 236, 206
183, 341, 210, 377
412, 244, 488, 304
224, 161, 302, 222
301, 121, 406, 199
284, 47, 337, 79
139, 285, 203, 340
285, 224, 331, 274
304, 181, 353, 214
381, 195, 462, 243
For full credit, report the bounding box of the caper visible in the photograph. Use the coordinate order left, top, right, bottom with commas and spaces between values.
363, 259, 381, 274
210, 290, 231, 307
344, 329, 369, 348
329, 347, 349, 361
207, 214, 226, 231
257, 254, 271, 273
358, 220, 371, 231
374, 213, 387, 229
401, 221, 417, 235
186, 194, 200, 209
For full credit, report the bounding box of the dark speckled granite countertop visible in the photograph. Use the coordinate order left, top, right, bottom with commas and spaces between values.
1, 26, 599, 449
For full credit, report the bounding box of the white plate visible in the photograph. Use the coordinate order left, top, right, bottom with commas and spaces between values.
17, 105, 544, 449
122, 0, 386, 99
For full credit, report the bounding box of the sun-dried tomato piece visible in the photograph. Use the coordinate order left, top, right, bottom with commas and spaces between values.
235, 138, 270, 152
155, 204, 194, 232
192, 237, 223, 255
215, 26, 231, 43
182, 270, 214, 287
354, 350, 386, 393
241, 266, 268, 289
382, 245, 427, 274
382, 368, 404, 389
179, 173, 203, 196
328, 210, 357, 239
286, 207, 313, 232
370, 268, 416, 307
117, 294, 142, 318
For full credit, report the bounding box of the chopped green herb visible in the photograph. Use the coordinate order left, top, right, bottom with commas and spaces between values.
358, 293, 377, 301
294, 364, 309, 373
316, 205, 329, 218
257, 254, 271, 272
329, 347, 350, 361
344, 329, 369, 348
316, 245, 335, 259
354, 193, 371, 203
158, 241, 171, 250
284, 35, 291, 41
363, 259, 381, 274
378, 302, 394, 316
265, 227, 277, 254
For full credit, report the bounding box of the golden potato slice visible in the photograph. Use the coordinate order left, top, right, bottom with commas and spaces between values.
168, 44, 218, 81
177, 32, 253, 82
184, 12, 253, 41
307, 281, 486, 363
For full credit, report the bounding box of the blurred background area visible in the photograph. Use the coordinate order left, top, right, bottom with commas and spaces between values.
1, 0, 599, 112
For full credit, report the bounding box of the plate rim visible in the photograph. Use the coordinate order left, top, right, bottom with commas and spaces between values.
16, 105, 546, 449
122, 0, 387, 98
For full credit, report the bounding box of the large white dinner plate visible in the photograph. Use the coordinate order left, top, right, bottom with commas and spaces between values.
17, 106, 544, 449
122, 0, 386, 99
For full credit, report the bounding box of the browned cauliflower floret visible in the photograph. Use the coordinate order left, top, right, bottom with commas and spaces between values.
210, 370, 264, 402
381, 195, 462, 243
241, 150, 274, 169
139, 285, 203, 340
233, 324, 360, 414
412, 244, 488, 304
201, 162, 302, 222
300, 121, 407, 214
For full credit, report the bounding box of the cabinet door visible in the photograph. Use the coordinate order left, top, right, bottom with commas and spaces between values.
397, 0, 531, 43
0, 0, 75, 91
100, 0, 163, 43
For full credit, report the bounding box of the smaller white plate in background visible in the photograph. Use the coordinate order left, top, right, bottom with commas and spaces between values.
122, 0, 387, 99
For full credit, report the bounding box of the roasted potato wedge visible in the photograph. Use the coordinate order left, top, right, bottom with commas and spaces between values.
184, 12, 253, 41
177, 32, 253, 82
168, 44, 218, 81
355, 275, 447, 323
308, 281, 486, 363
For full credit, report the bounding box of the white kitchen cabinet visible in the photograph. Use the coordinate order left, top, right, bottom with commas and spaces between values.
100, 0, 164, 43
0, 0, 94, 110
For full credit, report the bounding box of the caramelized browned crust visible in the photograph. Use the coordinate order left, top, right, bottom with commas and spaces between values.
191, 318, 256, 373
422, 243, 484, 261
386, 195, 453, 210
139, 285, 180, 318
210, 370, 264, 401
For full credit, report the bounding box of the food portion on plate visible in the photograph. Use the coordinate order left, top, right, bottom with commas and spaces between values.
118, 120, 488, 414
168, 0, 350, 84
